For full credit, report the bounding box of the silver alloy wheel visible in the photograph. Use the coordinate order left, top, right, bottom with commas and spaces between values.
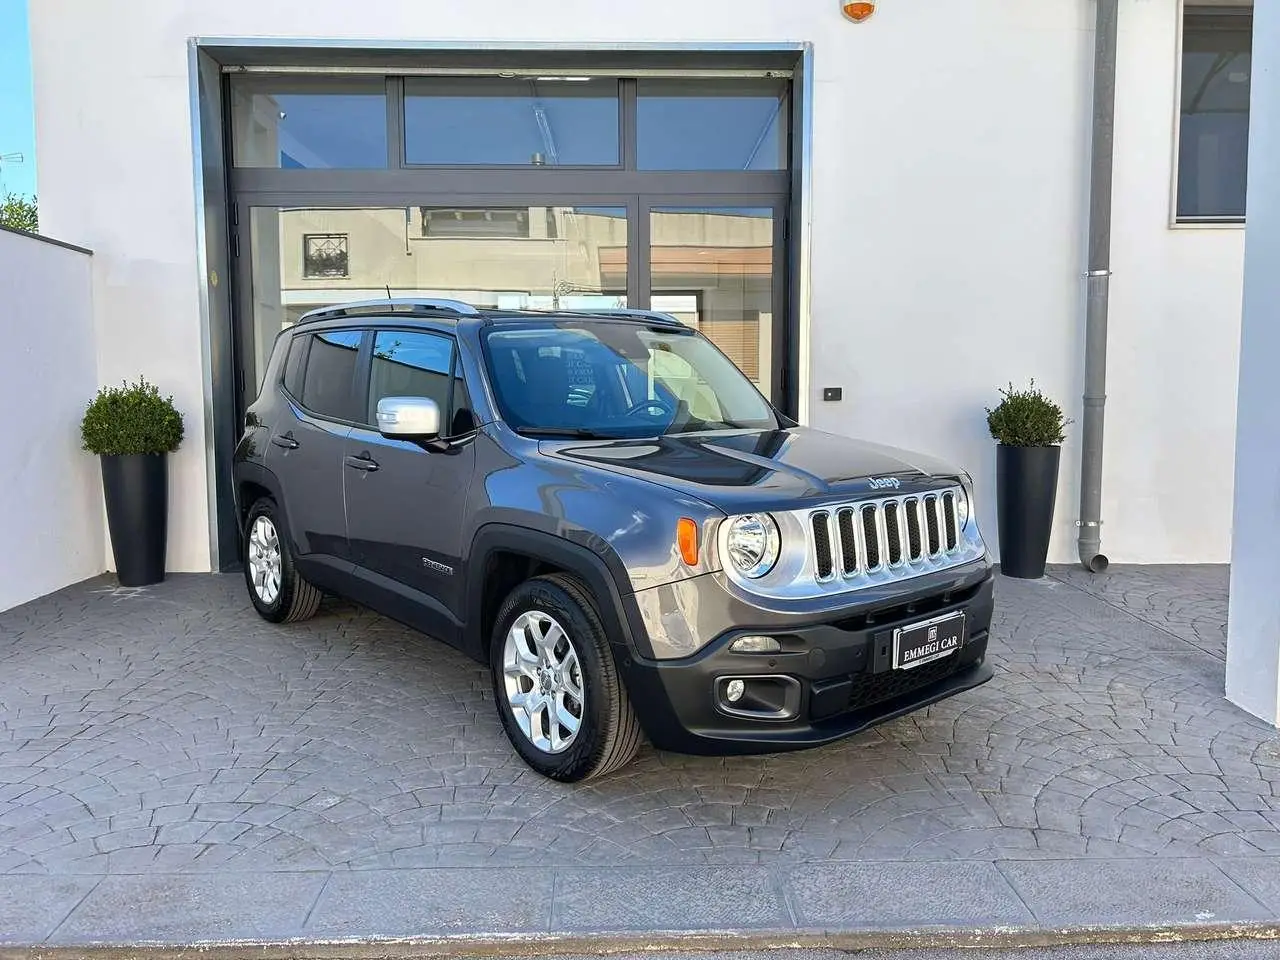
502, 610, 585, 754
247, 515, 282, 605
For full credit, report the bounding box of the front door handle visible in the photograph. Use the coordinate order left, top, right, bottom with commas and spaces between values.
271, 434, 299, 450
344, 454, 380, 473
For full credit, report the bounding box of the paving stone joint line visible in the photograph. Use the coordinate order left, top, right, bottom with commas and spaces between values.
1, 564, 1277, 944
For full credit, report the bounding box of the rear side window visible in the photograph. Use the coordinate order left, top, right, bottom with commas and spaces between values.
300, 329, 362, 421
281, 334, 308, 399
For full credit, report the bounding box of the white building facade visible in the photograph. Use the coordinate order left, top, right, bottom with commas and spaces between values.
27, 0, 1251, 574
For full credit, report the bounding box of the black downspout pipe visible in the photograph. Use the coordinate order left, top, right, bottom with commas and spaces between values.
1078, 0, 1118, 573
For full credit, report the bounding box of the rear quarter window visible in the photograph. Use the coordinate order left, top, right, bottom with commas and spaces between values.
281, 334, 308, 399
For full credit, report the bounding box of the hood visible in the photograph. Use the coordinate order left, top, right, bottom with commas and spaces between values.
542, 426, 967, 513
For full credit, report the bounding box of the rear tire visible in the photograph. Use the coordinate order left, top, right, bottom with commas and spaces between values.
243, 497, 322, 624
491, 573, 641, 781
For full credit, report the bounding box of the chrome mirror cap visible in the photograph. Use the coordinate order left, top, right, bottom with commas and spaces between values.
376, 396, 441, 439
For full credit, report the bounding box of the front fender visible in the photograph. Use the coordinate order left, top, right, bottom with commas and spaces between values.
463, 522, 653, 661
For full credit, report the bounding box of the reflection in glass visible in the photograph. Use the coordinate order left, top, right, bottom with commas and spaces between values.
484, 321, 777, 438
369, 331, 454, 424
638, 79, 789, 170
246, 206, 627, 390
404, 78, 620, 166
650, 207, 774, 393
230, 77, 388, 169
1178, 12, 1252, 219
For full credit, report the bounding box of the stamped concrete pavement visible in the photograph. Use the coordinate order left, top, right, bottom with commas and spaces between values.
0, 564, 1278, 947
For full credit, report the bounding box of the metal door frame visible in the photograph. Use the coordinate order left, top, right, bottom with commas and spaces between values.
196, 41, 814, 570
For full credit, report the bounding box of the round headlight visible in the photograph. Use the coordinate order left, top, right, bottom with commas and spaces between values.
955, 485, 971, 526
725, 514, 781, 579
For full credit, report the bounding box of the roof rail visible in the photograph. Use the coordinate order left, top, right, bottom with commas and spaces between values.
297, 298, 481, 324
556, 308, 684, 325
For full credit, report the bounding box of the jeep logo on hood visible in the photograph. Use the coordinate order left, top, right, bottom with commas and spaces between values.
867, 476, 902, 490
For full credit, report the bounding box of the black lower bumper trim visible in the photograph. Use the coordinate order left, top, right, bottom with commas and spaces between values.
618, 571, 996, 756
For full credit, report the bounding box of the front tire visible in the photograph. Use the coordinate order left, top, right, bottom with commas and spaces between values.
491, 574, 641, 782
243, 497, 322, 624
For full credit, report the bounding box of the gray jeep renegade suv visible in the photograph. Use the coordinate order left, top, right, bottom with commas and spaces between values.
233, 298, 995, 781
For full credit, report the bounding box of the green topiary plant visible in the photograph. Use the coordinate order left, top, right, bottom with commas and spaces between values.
81, 378, 185, 456
986, 380, 1069, 447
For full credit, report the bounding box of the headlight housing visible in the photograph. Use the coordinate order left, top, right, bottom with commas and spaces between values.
955, 485, 971, 527
724, 514, 781, 579
956, 475, 974, 527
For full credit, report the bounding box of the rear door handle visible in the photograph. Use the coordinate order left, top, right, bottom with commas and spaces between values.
271, 434, 299, 450
344, 454, 379, 473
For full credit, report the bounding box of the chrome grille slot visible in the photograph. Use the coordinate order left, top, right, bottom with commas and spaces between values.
904, 498, 922, 560
812, 511, 834, 580
884, 502, 903, 566
943, 492, 958, 550
836, 509, 859, 575
861, 506, 881, 570
924, 494, 941, 555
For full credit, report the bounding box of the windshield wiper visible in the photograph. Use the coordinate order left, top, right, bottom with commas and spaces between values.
664, 419, 754, 435
514, 426, 620, 440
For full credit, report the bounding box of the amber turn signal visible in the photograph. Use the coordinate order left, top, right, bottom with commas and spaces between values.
842, 1, 876, 22
677, 518, 700, 566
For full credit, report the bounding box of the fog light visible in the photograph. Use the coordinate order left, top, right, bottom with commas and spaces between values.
725, 679, 746, 702
730, 635, 782, 654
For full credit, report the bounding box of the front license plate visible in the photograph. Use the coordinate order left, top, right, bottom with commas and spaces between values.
893, 612, 965, 670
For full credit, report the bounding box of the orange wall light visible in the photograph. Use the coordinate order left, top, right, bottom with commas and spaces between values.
842, 1, 876, 23
677, 518, 700, 567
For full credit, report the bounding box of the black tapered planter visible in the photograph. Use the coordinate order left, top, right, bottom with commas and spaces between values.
996, 444, 1060, 579
100, 453, 168, 587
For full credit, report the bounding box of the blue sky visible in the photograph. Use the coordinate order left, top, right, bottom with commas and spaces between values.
0, 0, 36, 198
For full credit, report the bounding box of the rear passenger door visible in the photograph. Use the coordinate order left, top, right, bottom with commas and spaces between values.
266, 328, 364, 563
343, 328, 477, 632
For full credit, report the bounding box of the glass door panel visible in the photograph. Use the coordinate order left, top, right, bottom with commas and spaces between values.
648, 206, 776, 393
243, 204, 628, 396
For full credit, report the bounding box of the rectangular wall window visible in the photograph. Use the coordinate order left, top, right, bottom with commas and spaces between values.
230, 76, 388, 169
404, 77, 620, 166
1178, 7, 1253, 222
303, 234, 349, 278
637, 79, 789, 170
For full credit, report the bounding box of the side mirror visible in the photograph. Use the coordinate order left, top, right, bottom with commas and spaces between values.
376, 396, 440, 439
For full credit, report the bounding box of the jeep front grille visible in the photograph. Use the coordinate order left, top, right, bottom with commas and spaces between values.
811, 488, 969, 586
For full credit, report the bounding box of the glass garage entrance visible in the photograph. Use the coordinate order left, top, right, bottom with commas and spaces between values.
228, 69, 795, 412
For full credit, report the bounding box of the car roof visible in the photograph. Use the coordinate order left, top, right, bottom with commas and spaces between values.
295, 298, 684, 329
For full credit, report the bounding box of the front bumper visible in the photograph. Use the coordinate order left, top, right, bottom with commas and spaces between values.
616, 563, 995, 755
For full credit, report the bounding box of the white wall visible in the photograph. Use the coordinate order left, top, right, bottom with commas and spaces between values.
1226, 0, 1280, 726
1107, 0, 1244, 563
28, 0, 1245, 568
0, 228, 103, 610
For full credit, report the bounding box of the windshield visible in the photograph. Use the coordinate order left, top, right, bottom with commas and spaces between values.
482, 320, 779, 438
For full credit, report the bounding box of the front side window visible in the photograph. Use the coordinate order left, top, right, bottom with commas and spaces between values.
299, 330, 362, 421
483, 321, 777, 438
367, 330, 456, 428
1178, 7, 1252, 221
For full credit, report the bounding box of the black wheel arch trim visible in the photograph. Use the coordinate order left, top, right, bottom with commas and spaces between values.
233, 463, 300, 559
465, 523, 650, 661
